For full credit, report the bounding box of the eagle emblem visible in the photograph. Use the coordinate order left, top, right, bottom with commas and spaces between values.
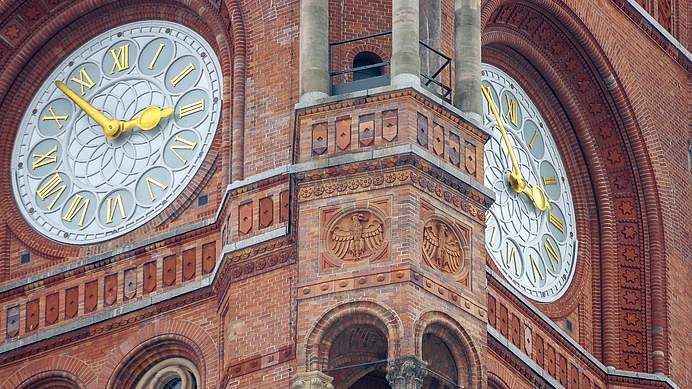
422, 220, 464, 274
330, 212, 384, 261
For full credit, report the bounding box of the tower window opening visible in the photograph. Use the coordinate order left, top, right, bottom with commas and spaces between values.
353, 51, 384, 81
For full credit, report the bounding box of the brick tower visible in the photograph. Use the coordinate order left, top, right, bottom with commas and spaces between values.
0, 0, 690, 389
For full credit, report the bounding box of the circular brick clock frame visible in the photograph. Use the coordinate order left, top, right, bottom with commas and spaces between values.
482, 0, 668, 374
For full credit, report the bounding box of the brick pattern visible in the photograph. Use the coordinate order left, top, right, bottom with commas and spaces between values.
296, 90, 488, 181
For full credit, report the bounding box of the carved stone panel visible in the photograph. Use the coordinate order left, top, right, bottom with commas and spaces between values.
163, 255, 177, 287
259, 196, 274, 229
124, 268, 137, 299
143, 261, 157, 293
328, 210, 384, 262
202, 242, 216, 274
183, 249, 196, 281
382, 110, 398, 142
359, 114, 374, 147
465, 141, 476, 176
320, 198, 391, 271
449, 132, 460, 167
26, 299, 39, 332
336, 117, 351, 151
239, 202, 253, 235
65, 286, 78, 319
422, 219, 467, 277
417, 113, 428, 148
280, 190, 289, 223
312, 122, 328, 155
104, 274, 118, 306
432, 122, 444, 156
85, 280, 98, 312
45, 292, 59, 325
6, 306, 19, 338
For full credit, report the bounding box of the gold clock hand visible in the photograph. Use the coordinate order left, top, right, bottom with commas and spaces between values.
121, 106, 174, 132
55, 81, 123, 140
481, 85, 552, 211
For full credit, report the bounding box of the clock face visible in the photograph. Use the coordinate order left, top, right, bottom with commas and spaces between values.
11, 21, 222, 244
482, 64, 578, 303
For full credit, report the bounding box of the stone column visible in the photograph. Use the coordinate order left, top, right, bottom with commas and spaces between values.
386, 355, 428, 389
300, 0, 330, 104
454, 0, 482, 122
391, 0, 421, 87
292, 371, 335, 389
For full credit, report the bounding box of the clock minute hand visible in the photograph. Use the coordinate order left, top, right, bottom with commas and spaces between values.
55, 81, 123, 140
481, 85, 552, 212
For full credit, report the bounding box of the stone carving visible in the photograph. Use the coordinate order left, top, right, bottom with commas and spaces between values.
386, 355, 428, 389
422, 219, 464, 275
292, 371, 335, 389
330, 211, 384, 261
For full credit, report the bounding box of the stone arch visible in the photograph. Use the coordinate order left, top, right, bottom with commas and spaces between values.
304, 299, 403, 373
97, 318, 218, 388
0, 356, 96, 389
0, 0, 243, 253
414, 311, 483, 389
481, 0, 667, 372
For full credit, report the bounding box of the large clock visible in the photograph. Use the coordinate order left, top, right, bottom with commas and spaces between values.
11, 21, 222, 244
482, 64, 578, 303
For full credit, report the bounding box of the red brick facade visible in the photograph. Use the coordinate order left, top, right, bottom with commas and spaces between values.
0, 0, 690, 388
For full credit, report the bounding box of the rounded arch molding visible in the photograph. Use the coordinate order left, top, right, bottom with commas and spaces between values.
413, 311, 483, 389
0, 0, 246, 254
304, 299, 403, 371
481, 0, 667, 373
97, 318, 219, 388
0, 356, 96, 389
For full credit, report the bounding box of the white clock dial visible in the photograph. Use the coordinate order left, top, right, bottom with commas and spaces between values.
482, 64, 578, 303
11, 21, 222, 244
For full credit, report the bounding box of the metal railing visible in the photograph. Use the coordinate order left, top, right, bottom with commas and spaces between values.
328, 31, 452, 102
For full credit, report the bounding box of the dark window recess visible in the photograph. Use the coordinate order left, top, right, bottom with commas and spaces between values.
353, 52, 383, 81
198, 194, 208, 206
20, 253, 30, 265
566, 319, 573, 332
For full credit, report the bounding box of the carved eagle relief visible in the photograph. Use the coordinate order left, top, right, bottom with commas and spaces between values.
422, 220, 464, 274
330, 212, 384, 261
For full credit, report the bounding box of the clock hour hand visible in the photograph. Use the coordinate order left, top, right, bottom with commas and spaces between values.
55, 81, 123, 139
121, 106, 174, 133
481, 85, 552, 211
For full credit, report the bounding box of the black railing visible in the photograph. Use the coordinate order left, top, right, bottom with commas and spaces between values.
328, 31, 452, 102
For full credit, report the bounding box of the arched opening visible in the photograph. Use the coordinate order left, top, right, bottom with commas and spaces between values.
327, 323, 390, 389
352, 51, 384, 81
422, 333, 458, 389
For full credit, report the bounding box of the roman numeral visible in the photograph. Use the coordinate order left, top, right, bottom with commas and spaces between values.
504, 95, 518, 126
544, 237, 561, 272
506, 242, 520, 276
170, 62, 195, 87
169, 135, 197, 164
42, 107, 69, 128
36, 173, 66, 211
529, 254, 545, 283
148, 43, 166, 70
549, 212, 565, 233
179, 99, 204, 118
70, 68, 96, 96
62, 194, 90, 226
32, 146, 58, 170
528, 131, 539, 148
109, 44, 130, 74
104, 195, 126, 224
543, 176, 558, 185
145, 177, 168, 202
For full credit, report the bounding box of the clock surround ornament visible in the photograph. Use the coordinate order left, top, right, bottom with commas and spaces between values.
482, 63, 578, 303
11, 21, 222, 244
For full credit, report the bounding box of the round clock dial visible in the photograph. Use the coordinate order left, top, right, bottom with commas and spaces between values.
11, 21, 222, 244
482, 64, 578, 303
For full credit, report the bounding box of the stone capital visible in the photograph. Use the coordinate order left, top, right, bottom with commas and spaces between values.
386, 355, 429, 389
292, 371, 335, 389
